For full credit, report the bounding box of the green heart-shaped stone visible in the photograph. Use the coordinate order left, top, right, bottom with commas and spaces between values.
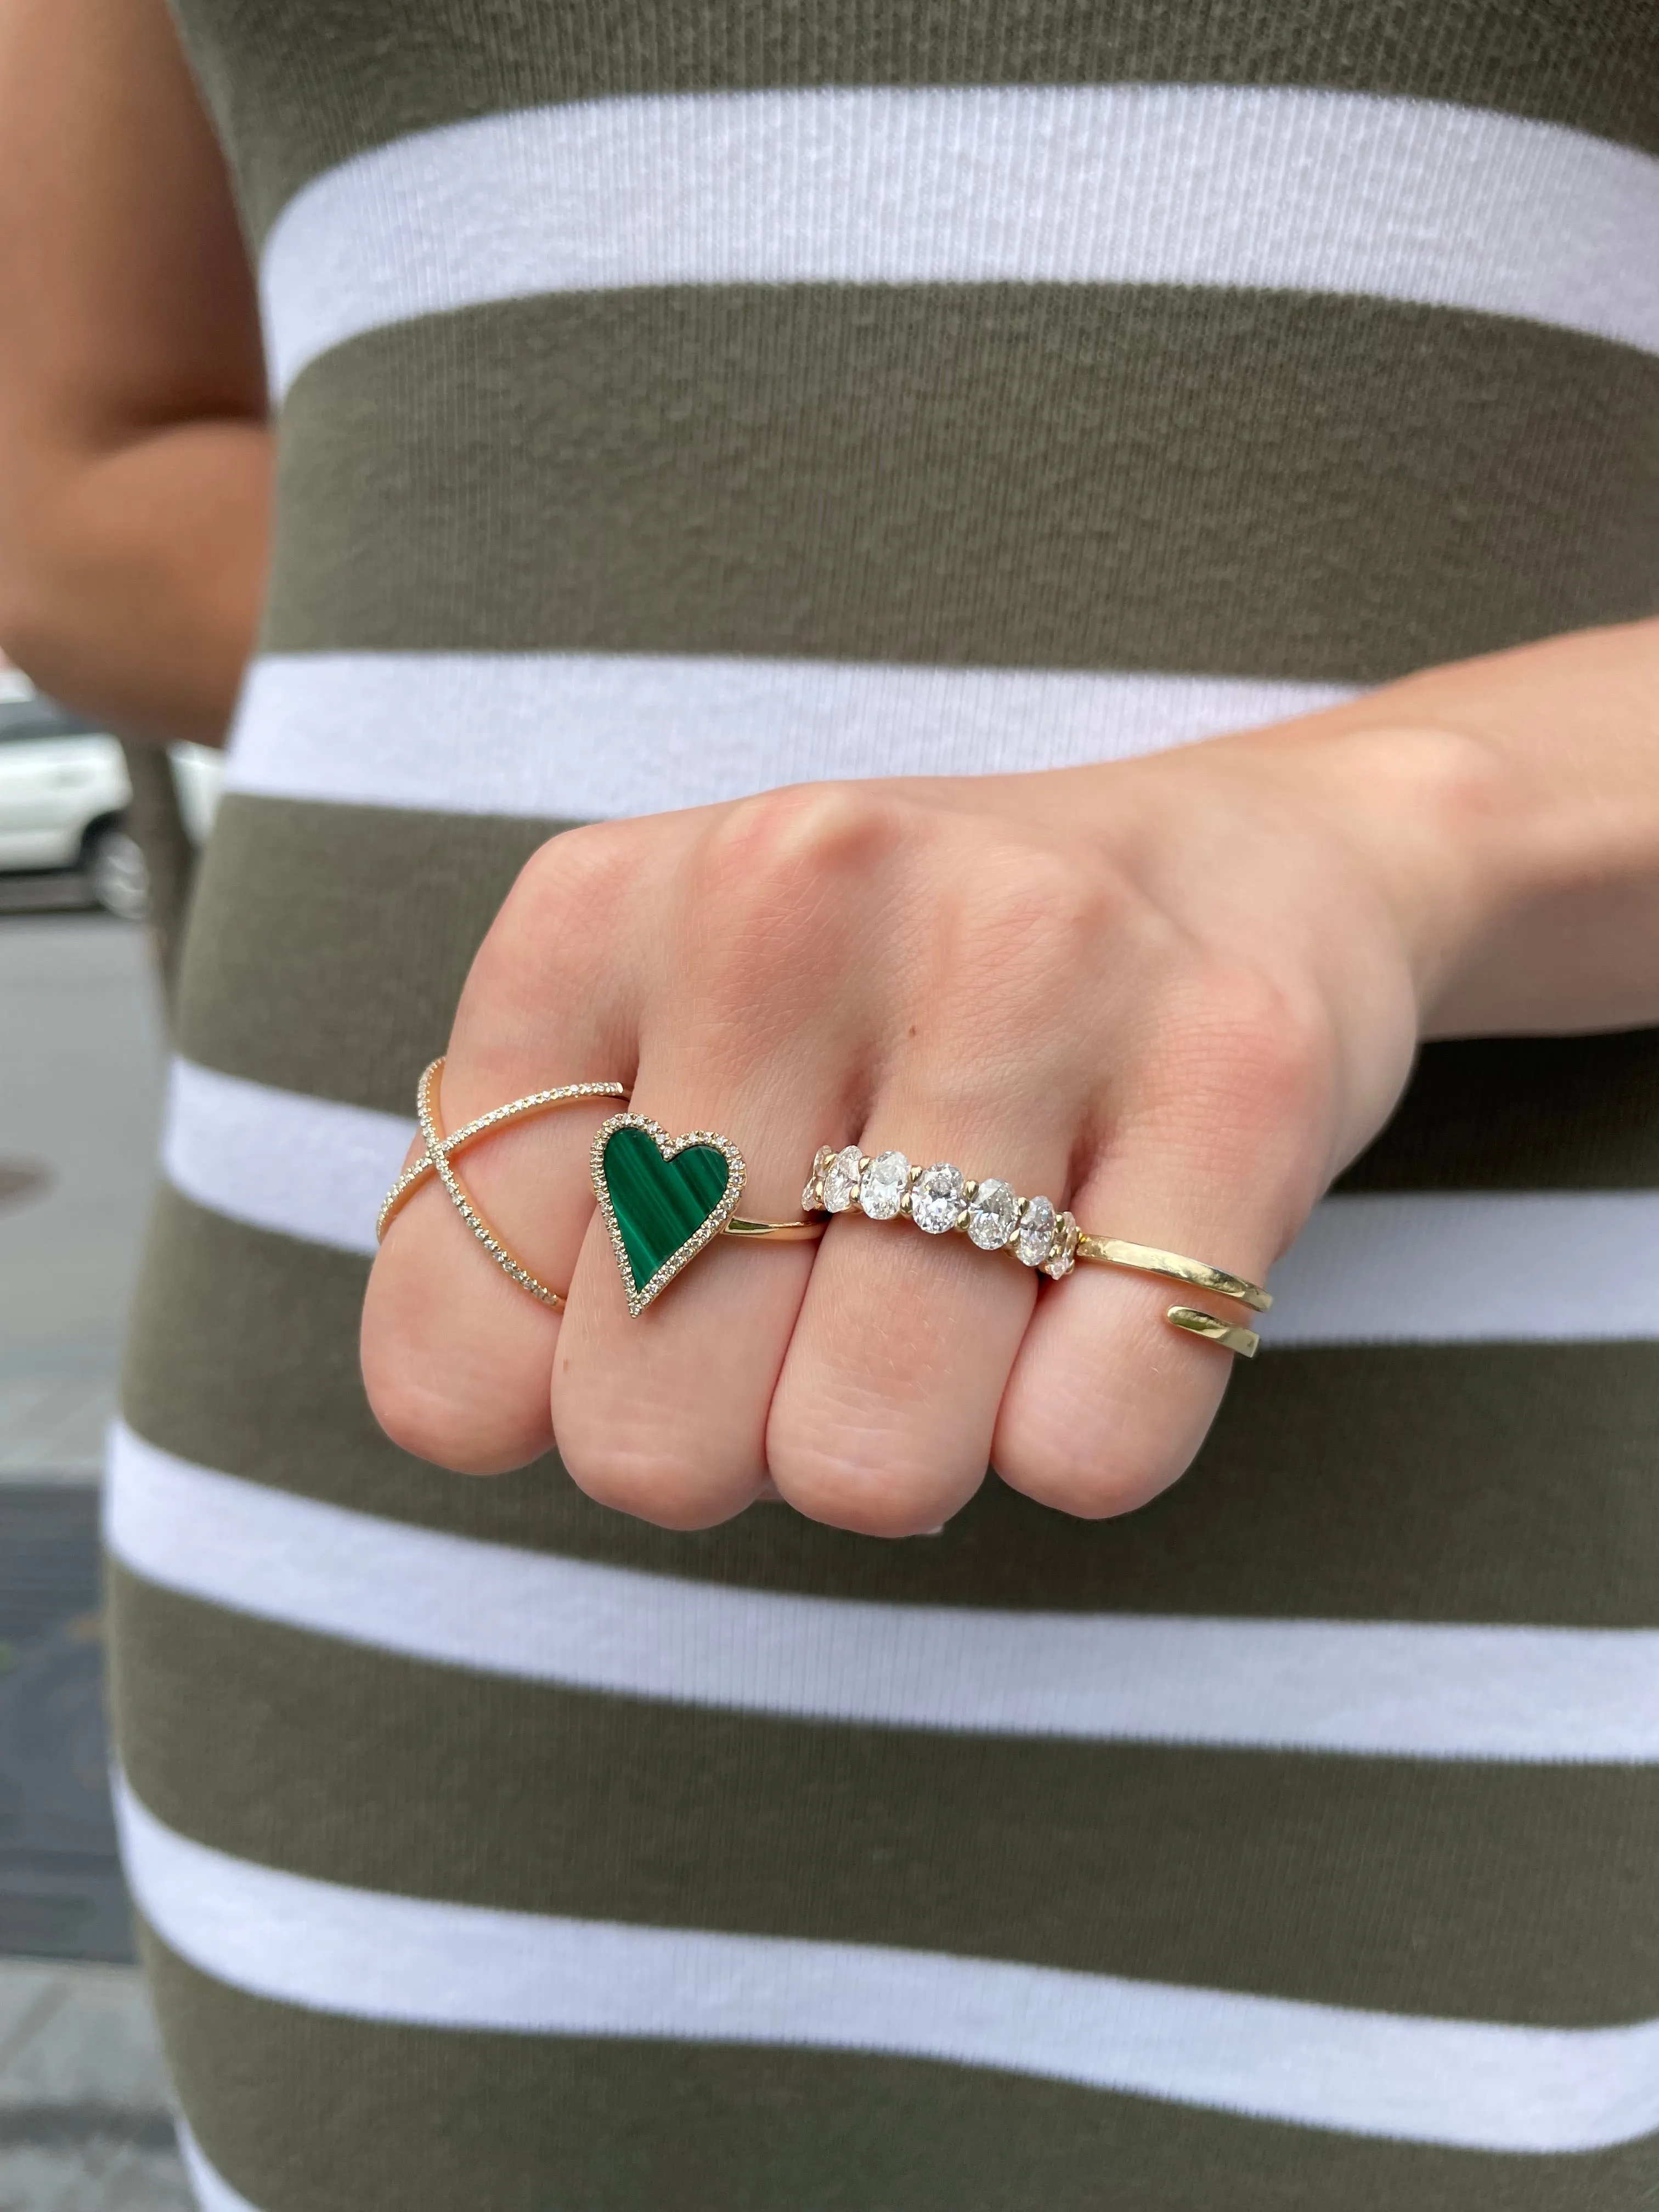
600, 1123, 732, 1305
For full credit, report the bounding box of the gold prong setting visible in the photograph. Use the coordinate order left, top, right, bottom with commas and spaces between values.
800, 1147, 1080, 1278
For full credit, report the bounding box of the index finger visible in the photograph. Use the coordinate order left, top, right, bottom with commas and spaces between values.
359, 820, 651, 1474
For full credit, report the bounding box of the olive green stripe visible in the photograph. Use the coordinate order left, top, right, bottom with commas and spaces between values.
170, 0, 1659, 246
1334, 1030, 1659, 1193
182, 795, 1659, 1188
143, 1932, 1658, 2212
264, 288, 1659, 686
122, 1187, 1659, 1627
176, 795, 556, 1116
110, 1566, 1659, 2026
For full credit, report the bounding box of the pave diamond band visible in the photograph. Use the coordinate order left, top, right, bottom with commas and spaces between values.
802, 1145, 1269, 1356
379, 1058, 630, 1308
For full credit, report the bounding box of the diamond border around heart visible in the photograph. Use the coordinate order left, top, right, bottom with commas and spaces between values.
590, 1113, 748, 1315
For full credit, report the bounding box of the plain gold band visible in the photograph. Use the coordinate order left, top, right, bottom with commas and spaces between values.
1074, 1235, 1272, 1313
379, 1060, 824, 1308
1070, 1229, 1265, 1345
1162, 1306, 1263, 1358
1073, 1235, 1267, 1358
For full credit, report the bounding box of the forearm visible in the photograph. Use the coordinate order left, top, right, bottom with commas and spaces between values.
0, 417, 269, 746
0, 0, 270, 745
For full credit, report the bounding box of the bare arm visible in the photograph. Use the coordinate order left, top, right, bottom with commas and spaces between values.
0, 0, 270, 744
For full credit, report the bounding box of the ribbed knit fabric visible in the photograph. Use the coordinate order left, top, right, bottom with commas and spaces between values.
114, 5, 1659, 2205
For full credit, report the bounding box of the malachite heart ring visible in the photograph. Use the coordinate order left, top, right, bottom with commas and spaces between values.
377, 1063, 822, 1317
802, 1146, 1270, 1357
590, 1113, 822, 1316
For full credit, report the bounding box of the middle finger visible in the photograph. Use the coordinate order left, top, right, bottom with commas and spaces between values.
552, 969, 878, 1532
769, 1048, 1083, 1537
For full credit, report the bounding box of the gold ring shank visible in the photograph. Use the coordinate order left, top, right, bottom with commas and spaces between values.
725, 1217, 825, 1242
1074, 1234, 1272, 1314
1164, 1306, 1262, 1359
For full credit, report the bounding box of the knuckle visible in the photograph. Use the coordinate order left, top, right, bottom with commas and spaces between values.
360, 1362, 543, 1478
360, 1263, 554, 1476
768, 1414, 978, 1539
668, 785, 912, 1042
689, 784, 905, 953
1186, 963, 1334, 1109
474, 822, 635, 996
556, 1432, 749, 1532
1147, 963, 1339, 1228
516, 819, 636, 928
995, 1427, 1176, 1521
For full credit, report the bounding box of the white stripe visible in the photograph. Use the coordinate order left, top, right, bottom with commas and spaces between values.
178, 2126, 263, 2212
261, 86, 1659, 398
1268, 1189, 1659, 1345
161, 1060, 409, 1256
104, 1424, 1659, 1763
223, 652, 1353, 821
162, 1057, 1659, 1344
116, 1776, 1659, 2153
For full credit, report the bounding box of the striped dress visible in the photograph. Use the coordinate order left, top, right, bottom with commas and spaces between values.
113, 4, 1659, 2206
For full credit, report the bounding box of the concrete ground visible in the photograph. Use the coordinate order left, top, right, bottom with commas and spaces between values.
0, 1960, 191, 2212
0, 912, 190, 2208
0, 915, 166, 1479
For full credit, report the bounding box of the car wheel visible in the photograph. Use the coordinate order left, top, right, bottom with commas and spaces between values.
83, 823, 150, 921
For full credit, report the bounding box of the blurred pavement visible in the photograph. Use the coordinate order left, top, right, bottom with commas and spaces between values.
0, 1960, 191, 2212
0, 917, 165, 1479
0, 914, 190, 2209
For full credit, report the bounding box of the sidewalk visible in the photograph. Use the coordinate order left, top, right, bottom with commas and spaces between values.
0, 913, 189, 2210
0, 1960, 192, 2212
0, 915, 160, 1481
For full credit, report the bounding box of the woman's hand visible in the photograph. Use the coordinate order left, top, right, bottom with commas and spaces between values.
363, 617, 1659, 1534
360, 681, 1523, 1538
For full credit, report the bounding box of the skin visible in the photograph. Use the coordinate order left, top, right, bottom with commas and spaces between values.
356, 629, 1659, 1536
0, 0, 268, 744
3, 0, 1658, 1537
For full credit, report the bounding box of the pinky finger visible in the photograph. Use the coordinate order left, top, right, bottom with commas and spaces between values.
991, 1186, 1277, 1521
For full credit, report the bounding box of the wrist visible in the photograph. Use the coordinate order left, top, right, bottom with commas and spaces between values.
1228, 715, 1533, 1034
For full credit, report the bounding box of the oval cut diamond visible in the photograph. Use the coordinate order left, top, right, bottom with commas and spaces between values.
1016, 1194, 1058, 1268
967, 1177, 1020, 1250
860, 1150, 910, 1221
822, 1145, 863, 1214
911, 1163, 967, 1234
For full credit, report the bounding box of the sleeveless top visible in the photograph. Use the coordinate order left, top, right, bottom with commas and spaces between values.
113, 5, 1659, 2207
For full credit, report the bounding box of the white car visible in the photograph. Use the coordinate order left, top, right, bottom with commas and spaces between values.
0, 689, 221, 917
